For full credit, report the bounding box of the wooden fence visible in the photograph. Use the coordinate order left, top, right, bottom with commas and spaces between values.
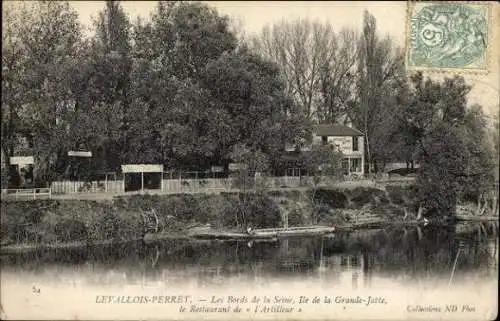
47, 175, 394, 195
1, 188, 52, 200
166, 176, 305, 192
50, 180, 123, 194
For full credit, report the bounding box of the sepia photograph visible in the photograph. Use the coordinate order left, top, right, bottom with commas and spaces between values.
1, 1, 499, 320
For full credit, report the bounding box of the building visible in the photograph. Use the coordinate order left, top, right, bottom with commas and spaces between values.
312, 124, 365, 175
287, 124, 365, 176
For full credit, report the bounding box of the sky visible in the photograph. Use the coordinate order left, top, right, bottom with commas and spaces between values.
72, 1, 407, 43
64, 1, 500, 119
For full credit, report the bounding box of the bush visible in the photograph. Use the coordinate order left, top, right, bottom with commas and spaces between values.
1, 199, 145, 245
114, 194, 212, 232
369, 203, 405, 219
1, 170, 9, 189
386, 185, 405, 205
317, 209, 350, 226
54, 218, 88, 242
114, 194, 158, 211
386, 185, 419, 207
111, 210, 143, 241
287, 206, 305, 226
387, 168, 419, 176
168, 195, 202, 221
1, 200, 61, 244
349, 187, 388, 209
268, 190, 302, 198
243, 194, 282, 228
311, 203, 331, 224
217, 193, 240, 228
100, 210, 121, 240
310, 188, 348, 208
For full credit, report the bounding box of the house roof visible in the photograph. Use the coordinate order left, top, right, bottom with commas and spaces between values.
314, 124, 364, 137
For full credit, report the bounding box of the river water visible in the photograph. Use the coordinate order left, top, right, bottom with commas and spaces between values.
1, 222, 498, 320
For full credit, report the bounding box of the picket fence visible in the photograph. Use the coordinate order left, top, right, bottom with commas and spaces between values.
49, 176, 335, 194
50, 180, 123, 194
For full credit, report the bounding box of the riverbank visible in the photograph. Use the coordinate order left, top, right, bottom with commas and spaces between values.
1, 186, 498, 254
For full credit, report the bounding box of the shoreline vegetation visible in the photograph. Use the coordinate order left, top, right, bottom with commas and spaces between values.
1, 185, 498, 254
2, 2, 498, 261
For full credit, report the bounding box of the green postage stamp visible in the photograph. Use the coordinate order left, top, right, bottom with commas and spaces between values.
406, 2, 491, 71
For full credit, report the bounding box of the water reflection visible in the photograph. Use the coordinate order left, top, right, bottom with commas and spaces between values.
1, 222, 498, 290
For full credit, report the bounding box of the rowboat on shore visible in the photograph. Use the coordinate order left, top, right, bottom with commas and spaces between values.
252, 226, 335, 237
189, 226, 335, 240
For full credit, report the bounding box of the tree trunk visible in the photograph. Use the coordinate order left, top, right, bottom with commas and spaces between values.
1, 143, 13, 188
479, 199, 487, 216
364, 132, 372, 175
416, 226, 423, 242
235, 210, 240, 228
223, 161, 230, 177
416, 205, 424, 220
403, 207, 409, 221
310, 184, 318, 225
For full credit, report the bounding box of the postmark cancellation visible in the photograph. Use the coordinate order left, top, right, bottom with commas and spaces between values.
406, 1, 494, 73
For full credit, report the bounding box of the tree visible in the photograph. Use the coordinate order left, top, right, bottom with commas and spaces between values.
87, 0, 133, 170
125, 1, 239, 167
230, 143, 271, 190
201, 48, 306, 173
350, 11, 406, 174
250, 18, 358, 122
416, 123, 468, 217
251, 12, 405, 173
143, 1, 237, 82
489, 115, 500, 215
401, 72, 496, 218
2, 3, 27, 185
2, 1, 83, 184
315, 28, 359, 124
300, 144, 344, 186
299, 144, 343, 224
229, 144, 271, 228
459, 105, 497, 214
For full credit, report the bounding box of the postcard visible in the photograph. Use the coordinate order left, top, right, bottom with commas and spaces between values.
1, 1, 499, 320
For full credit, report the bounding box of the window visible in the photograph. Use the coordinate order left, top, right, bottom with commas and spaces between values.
286, 168, 301, 177
322, 136, 328, 145
350, 158, 361, 172
352, 136, 359, 151
341, 159, 349, 175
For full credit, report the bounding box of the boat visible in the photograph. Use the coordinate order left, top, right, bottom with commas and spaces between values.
190, 226, 335, 240
252, 226, 335, 237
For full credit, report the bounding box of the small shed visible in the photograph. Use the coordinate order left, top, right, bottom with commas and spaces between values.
10, 156, 35, 187
67, 151, 92, 180
121, 164, 164, 192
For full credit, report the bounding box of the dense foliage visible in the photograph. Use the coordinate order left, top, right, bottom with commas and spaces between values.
396, 73, 497, 217
1, 1, 306, 184
1, 2, 497, 216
